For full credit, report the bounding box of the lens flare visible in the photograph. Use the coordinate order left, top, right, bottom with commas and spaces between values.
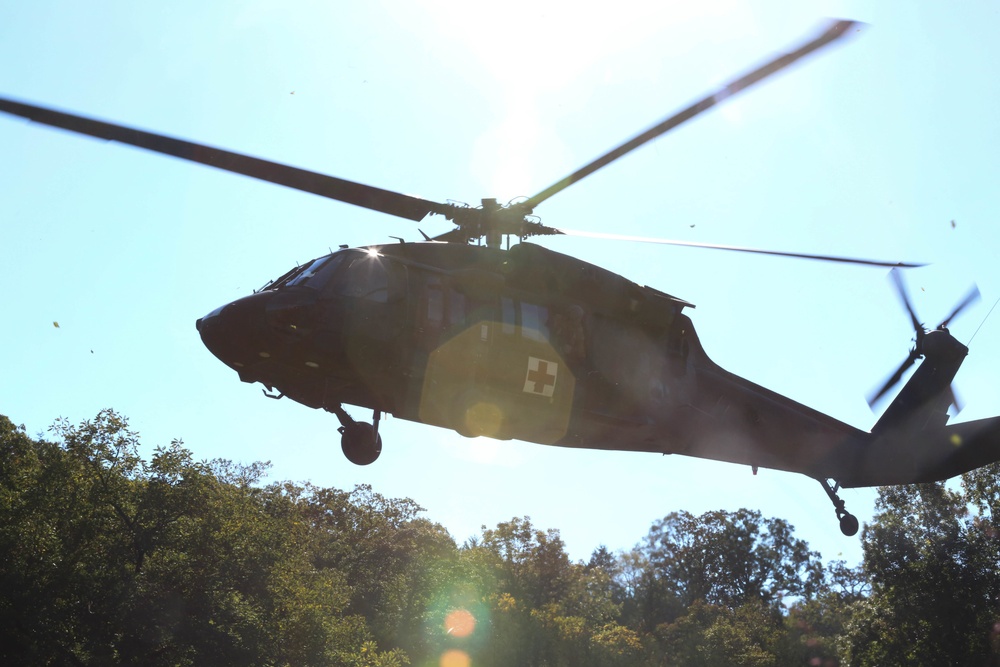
444, 608, 476, 638
463, 401, 503, 438
419, 323, 574, 443
440, 649, 471, 667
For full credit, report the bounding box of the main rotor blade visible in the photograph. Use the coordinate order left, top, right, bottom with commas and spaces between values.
938, 284, 981, 329
0, 96, 450, 222
555, 228, 924, 268
522, 19, 860, 211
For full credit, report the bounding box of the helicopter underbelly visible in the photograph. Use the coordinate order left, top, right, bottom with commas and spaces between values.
547, 360, 869, 482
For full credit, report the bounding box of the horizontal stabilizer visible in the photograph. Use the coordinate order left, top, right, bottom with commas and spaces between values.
846, 416, 1000, 487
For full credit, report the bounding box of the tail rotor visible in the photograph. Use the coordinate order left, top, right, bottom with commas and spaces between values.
867, 269, 980, 409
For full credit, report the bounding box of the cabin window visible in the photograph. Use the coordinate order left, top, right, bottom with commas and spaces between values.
448, 289, 467, 328
498, 298, 551, 342
421, 280, 467, 329
520, 302, 550, 342
501, 297, 516, 335
417, 274, 477, 350
425, 278, 444, 325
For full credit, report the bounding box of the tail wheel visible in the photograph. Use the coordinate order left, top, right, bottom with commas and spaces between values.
839, 513, 860, 537
340, 422, 382, 465
819, 477, 860, 537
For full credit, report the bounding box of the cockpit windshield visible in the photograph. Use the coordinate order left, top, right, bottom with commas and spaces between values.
262, 253, 344, 291
286, 254, 345, 288
330, 253, 390, 302
264, 250, 394, 302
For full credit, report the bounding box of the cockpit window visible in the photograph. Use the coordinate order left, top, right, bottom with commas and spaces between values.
286, 254, 345, 289
269, 250, 394, 301
266, 258, 318, 291
260, 262, 314, 292
333, 254, 390, 302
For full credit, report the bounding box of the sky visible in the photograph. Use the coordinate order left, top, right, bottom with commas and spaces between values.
2, 0, 1000, 568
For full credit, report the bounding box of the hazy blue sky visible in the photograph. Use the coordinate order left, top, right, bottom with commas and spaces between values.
3, 0, 999, 566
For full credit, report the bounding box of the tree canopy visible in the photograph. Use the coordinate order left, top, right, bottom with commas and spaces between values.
2, 410, 1000, 666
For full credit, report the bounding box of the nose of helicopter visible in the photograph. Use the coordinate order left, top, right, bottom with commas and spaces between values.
197, 289, 344, 412
196, 292, 275, 375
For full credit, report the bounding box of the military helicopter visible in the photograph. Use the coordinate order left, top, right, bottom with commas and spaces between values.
4, 19, 1000, 537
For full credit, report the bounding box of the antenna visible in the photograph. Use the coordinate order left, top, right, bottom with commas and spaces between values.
968, 295, 1000, 346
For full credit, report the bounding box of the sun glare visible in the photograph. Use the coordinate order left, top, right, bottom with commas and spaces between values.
413, 0, 758, 194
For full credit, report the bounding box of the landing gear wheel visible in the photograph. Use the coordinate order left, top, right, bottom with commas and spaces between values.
839, 513, 859, 537
818, 477, 860, 537
339, 422, 382, 466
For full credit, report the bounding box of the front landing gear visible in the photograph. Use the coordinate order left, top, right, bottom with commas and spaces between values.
818, 478, 860, 536
333, 406, 382, 466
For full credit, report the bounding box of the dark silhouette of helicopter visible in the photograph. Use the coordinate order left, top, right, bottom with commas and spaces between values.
4, 20, 998, 536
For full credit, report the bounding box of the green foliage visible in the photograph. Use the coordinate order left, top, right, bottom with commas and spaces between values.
300, 482, 459, 659
633, 509, 825, 666
843, 479, 1000, 666
630, 508, 824, 635
0, 411, 402, 666
655, 599, 785, 666
7, 409, 1000, 665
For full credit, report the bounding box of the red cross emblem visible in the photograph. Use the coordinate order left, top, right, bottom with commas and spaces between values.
523, 356, 558, 398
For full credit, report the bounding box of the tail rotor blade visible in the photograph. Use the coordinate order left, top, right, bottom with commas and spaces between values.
889, 268, 923, 335
867, 351, 919, 407
939, 285, 981, 329
870, 280, 978, 412
948, 385, 964, 415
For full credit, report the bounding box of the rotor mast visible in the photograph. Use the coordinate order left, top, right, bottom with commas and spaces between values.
482, 198, 502, 249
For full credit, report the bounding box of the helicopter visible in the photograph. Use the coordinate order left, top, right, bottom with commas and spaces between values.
4, 19, 1000, 537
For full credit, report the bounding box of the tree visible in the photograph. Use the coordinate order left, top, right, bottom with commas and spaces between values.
301, 482, 460, 659
783, 560, 868, 666
465, 518, 638, 667
0, 411, 404, 666
21, 408, 963, 665
843, 481, 1000, 666
633, 509, 823, 631
655, 599, 785, 667
477, 516, 573, 609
